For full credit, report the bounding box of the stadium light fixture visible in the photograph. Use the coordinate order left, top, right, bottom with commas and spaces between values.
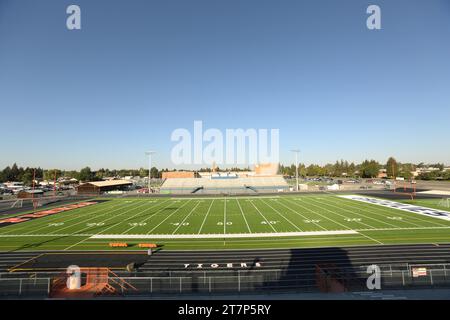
145, 151, 156, 192
291, 149, 300, 192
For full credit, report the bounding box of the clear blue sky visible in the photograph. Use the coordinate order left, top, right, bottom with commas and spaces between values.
1, 0, 449, 170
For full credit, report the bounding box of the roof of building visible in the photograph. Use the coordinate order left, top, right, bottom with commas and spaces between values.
18, 189, 44, 194
80, 180, 133, 188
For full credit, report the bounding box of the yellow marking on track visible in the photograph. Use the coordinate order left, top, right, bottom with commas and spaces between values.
8, 253, 44, 272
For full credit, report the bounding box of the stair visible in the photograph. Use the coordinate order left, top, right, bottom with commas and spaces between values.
49, 267, 137, 298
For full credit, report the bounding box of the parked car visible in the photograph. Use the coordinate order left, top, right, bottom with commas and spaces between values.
137, 188, 150, 194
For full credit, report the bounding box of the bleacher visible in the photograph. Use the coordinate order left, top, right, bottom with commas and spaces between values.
160, 176, 289, 194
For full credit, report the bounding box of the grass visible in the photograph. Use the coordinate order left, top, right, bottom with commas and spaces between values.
1, 194, 450, 251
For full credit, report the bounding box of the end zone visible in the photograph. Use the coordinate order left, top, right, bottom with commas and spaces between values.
339, 195, 450, 221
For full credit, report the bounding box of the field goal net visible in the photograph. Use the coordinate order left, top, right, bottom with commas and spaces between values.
31, 197, 60, 209
438, 198, 450, 208
0, 199, 23, 213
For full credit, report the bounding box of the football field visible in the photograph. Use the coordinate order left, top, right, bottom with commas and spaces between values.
1, 194, 450, 251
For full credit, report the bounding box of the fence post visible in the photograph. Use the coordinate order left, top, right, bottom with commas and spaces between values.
19, 279, 22, 296
150, 278, 153, 293
209, 277, 211, 293
430, 270, 433, 286
180, 278, 182, 293
402, 271, 405, 286
238, 271, 241, 292
47, 278, 50, 295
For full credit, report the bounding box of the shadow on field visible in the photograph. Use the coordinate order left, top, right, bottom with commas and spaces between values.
257, 247, 364, 293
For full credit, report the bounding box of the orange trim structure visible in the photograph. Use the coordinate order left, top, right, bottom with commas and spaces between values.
109, 242, 128, 247
0, 202, 98, 225
138, 243, 158, 248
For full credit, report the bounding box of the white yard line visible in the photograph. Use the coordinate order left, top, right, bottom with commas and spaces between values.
284, 198, 354, 230
120, 200, 172, 234
0, 234, 91, 237
347, 199, 449, 227
338, 195, 450, 224
316, 197, 401, 228
305, 197, 380, 229
235, 198, 252, 233
91, 230, 359, 239
259, 199, 302, 231
169, 196, 280, 200
249, 201, 278, 232
0, 201, 118, 235
63, 201, 162, 250
357, 232, 384, 245
4, 225, 450, 238
52, 200, 150, 235
324, 197, 423, 228
172, 201, 202, 234
275, 200, 327, 231
198, 200, 215, 234
146, 199, 193, 234
223, 199, 226, 234
18, 201, 129, 235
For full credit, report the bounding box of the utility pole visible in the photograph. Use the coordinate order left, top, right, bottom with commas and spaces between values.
291, 149, 300, 192
54, 169, 57, 197
145, 151, 156, 193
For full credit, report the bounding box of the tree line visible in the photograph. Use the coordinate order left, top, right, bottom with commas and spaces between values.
279, 157, 450, 180
0, 164, 169, 185
1, 158, 449, 186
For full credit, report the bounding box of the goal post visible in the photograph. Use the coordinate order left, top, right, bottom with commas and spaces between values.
438, 198, 450, 208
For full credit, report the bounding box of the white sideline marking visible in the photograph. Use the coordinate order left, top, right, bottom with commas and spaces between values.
169, 196, 281, 200
0, 234, 91, 237
90, 230, 358, 239
339, 195, 450, 221
3, 226, 450, 238
417, 190, 450, 196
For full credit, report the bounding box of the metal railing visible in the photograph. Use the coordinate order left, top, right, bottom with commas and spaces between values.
1, 263, 450, 298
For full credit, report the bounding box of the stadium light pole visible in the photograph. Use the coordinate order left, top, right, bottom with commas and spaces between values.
291, 149, 300, 192
145, 151, 156, 192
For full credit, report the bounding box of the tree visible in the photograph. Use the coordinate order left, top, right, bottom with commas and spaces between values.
150, 167, 159, 179
21, 171, 33, 186
10, 163, 20, 181
78, 167, 94, 182
348, 162, 356, 177
0, 166, 12, 182
399, 163, 414, 179
360, 160, 380, 178
386, 157, 398, 178
139, 167, 149, 178
44, 169, 62, 181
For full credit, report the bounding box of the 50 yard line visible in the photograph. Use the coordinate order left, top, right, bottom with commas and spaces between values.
224, 199, 227, 234
198, 199, 215, 234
